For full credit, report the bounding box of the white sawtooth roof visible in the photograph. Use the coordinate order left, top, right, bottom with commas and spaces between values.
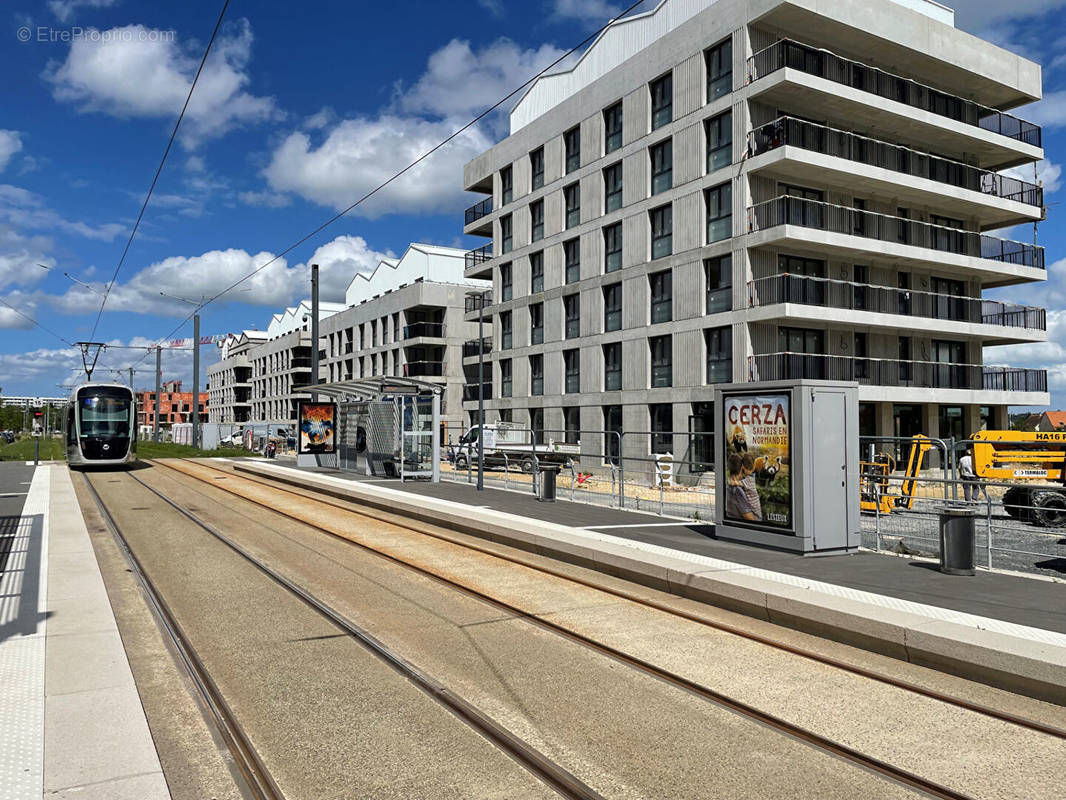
343, 242, 488, 307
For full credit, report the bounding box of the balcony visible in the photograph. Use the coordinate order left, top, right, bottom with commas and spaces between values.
748, 196, 1044, 270
403, 361, 444, 378
749, 352, 1047, 393
462, 338, 492, 359
465, 292, 493, 314
465, 243, 493, 270
463, 383, 492, 402
465, 197, 492, 226
748, 40, 1041, 148
748, 274, 1046, 337
748, 117, 1042, 219
290, 357, 312, 370
403, 322, 444, 339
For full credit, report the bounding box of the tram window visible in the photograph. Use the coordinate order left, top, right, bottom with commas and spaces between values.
78, 392, 132, 437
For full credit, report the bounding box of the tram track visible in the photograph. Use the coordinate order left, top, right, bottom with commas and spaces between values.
145, 457, 1066, 800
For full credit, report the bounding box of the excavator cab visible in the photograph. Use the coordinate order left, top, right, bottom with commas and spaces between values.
860, 435, 932, 515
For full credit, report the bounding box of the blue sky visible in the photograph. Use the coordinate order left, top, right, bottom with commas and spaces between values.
0, 0, 1064, 408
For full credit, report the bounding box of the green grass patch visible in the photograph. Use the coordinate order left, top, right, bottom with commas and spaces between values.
136, 441, 262, 460
0, 437, 65, 461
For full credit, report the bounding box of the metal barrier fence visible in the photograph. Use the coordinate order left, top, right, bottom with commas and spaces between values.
439, 426, 717, 521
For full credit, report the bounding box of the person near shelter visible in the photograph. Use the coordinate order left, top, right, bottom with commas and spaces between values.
740, 452, 764, 521
726, 453, 758, 521
958, 447, 987, 502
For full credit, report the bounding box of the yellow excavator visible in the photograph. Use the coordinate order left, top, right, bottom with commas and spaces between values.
860, 435, 933, 514
971, 430, 1066, 526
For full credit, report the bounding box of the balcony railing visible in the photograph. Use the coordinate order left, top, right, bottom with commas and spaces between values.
748, 116, 1042, 207
465, 243, 493, 269
465, 292, 493, 314
403, 361, 444, 377
462, 338, 493, 358
748, 274, 1046, 330
463, 383, 493, 401
465, 196, 492, 226
747, 39, 1041, 147
748, 196, 1045, 269
403, 322, 444, 339
749, 352, 1047, 392
290, 357, 312, 369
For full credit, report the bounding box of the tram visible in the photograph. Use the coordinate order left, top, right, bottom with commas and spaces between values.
63, 382, 137, 467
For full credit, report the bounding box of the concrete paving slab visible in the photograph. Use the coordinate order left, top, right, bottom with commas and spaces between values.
42, 592, 120, 638
45, 630, 137, 696
47, 771, 172, 800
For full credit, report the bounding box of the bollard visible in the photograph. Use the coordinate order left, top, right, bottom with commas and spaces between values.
34, 436, 39, 466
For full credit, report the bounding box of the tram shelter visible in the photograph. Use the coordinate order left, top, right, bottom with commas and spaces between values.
297, 378, 443, 482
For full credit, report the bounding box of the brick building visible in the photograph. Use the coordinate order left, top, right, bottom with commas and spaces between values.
137, 380, 209, 428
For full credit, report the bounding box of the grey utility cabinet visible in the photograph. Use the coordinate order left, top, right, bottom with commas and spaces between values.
714, 379, 860, 555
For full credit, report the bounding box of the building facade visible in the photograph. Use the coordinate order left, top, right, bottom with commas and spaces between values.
320, 243, 491, 436
461, 0, 1049, 470
137, 381, 209, 428
207, 331, 267, 424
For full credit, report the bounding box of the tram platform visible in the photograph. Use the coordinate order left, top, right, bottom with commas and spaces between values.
236, 459, 1066, 704
0, 463, 169, 800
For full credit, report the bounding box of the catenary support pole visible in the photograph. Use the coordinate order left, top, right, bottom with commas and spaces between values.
153, 346, 161, 443
311, 263, 320, 403
192, 313, 200, 449
477, 295, 484, 491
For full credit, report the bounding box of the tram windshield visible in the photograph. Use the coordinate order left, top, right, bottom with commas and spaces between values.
78, 388, 132, 438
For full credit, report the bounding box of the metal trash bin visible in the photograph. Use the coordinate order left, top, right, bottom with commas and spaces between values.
939, 505, 976, 576
538, 464, 559, 502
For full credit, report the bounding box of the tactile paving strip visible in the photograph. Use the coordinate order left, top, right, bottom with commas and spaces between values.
0, 466, 49, 800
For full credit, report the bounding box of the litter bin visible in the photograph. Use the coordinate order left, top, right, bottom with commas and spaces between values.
939, 505, 976, 576
538, 464, 559, 502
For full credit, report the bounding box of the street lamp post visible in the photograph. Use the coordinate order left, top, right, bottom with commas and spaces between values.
466, 289, 490, 491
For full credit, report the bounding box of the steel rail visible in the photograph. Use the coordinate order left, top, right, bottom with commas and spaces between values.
180, 457, 1066, 740
119, 467, 606, 800
81, 472, 285, 800
150, 460, 1037, 799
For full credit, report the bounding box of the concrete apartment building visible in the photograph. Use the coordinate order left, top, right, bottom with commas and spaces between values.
460, 0, 1049, 470
320, 243, 491, 435
207, 330, 267, 424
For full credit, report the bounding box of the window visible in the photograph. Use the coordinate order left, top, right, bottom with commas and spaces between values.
500, 358, 512, 397
650, 204, 672, 259
898, 271, 912, 315
499, 408, 512, 423
603, 282, 622, 332
779, 326, 825, 380
706, 110, 732, 172
529, 302, 544, 345
604, 162, 622, 213
604, 101, 623, 154
530, 147, 544, 190
531, 408, 545, 445
564, 349, 580, 393
500, 310, 512, 350
852, 264, 869, 311
530, 354, 544, 395
650, 335, 672, 387
604, 223, 622, 273
564, 293, 580, 339
649, 269, 672, 323
778, 254, 825, 305
706, 38, 732, 101
705, 183, 731, 243
705, 326, 732, 383
564, 183, 580, 229
564, 126, 581, 173
530, 200, 544, 242
500, 165, 513, 205
564, 406, 580, 444
501, 213, 513, 254
650, 138, 672, 195
899, 335, 912, 381
564, 238, 580, 284
530, 251, 544, 294
500, 262, 512, 302
604, 405, 622, 465
854, 332, 869, 380
650, 72, 672, 130
650, 403, 673, 454
705, 255, 732, 313
603, 343, 622, 391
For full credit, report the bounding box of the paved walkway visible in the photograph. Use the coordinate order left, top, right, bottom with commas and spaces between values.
277, 463, 1066, 636
0, 463, 169, 800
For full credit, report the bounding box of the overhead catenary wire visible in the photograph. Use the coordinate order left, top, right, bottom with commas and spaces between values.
116, 0, 650, 376
0, 295, 76, 347
89, 0, 231, 340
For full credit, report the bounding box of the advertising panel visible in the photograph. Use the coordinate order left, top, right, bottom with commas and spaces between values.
722, 392, 792, 530
297, 401, 337, 455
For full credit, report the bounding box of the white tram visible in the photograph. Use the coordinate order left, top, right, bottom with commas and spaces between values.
63, 382, 137, 467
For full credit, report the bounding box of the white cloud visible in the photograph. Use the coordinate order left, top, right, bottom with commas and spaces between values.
262, 116, 494, 217
1013, 90, 1066, 128
550, 0, 622, 24
0, 183, 124, 241
0, 229, 55, 291
477, 0, 505, 16
0, 131, 23, 172
987, 308, 1066, 396
396, 38, 570, 119
950, 1, 1066, 30
1001, 158, 1062, 193
293, 235, 397, 302
238, 190, 290, 208
43, 20, 280, 148
48, 0, 119, 22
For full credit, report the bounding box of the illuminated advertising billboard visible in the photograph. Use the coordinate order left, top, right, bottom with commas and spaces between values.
297, 401, 337, 455
722, 392, 792, 531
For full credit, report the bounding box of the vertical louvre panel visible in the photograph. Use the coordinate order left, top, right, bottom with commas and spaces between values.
673, 191, 701, 253
675, 330, 703, 387
545, 242, 564, 290
580, 287, 598, 337
544, 137, 564, 186
622, 338, 646, 391
622, 151, 646, 206
674, 259, 701, 320
674, 53, 701, 119
623, 87, 648, 144
544, 191, 563, 238
580, 175, 597, 225
623, 213, 646, 268
732, 321, 748, 382
673, 123, 700, 185
623, 274, 645, 328
581, 114, 602, 163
